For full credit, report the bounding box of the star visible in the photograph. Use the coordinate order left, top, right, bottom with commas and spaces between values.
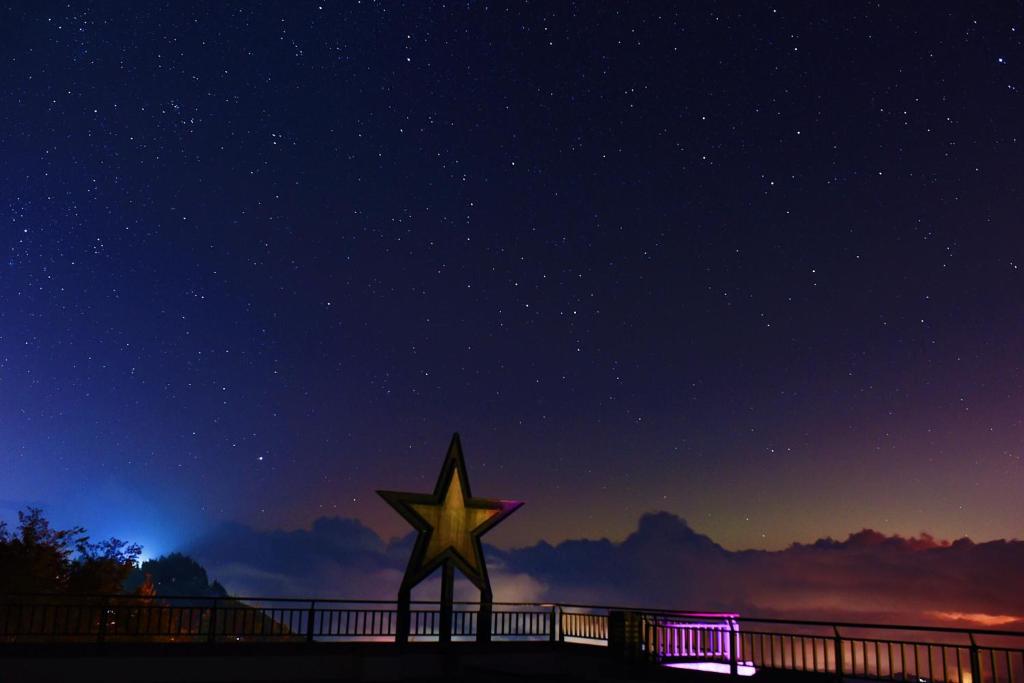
409, 469, 500, 574
378, 433, 522, 589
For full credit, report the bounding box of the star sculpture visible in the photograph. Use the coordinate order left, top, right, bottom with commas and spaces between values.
377, 433, 523, 591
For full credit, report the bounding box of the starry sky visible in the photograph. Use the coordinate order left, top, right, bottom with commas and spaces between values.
1, 2, 1022, 560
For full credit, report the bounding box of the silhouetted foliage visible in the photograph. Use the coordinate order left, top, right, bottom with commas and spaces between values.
0, 507, 141, 595
0, 510, 302, 642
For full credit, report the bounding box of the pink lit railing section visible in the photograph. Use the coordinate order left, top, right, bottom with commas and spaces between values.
650, 615, 738, 659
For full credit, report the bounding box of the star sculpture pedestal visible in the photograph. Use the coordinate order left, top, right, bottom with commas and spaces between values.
378, 433, 522, 644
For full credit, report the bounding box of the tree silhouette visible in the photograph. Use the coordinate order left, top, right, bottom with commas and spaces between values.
0, 509, 294, 642
0, 507, 141, 595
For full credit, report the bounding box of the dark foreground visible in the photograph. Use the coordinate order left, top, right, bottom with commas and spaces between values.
0, 641, 740, 683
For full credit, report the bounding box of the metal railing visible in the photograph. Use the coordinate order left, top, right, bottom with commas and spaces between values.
3, 593, 1023, 683
559, 605, 609, 643
0, 595, 564, 643
644, 612, 1024, 683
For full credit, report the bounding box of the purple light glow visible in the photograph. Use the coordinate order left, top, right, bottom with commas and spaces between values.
664, 662, 757, 677
652, 616, 739, 660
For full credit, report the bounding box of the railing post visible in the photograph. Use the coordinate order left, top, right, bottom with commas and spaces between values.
969, 633, 981, 683
477, 582, 493, 644
549, 605, 557, 643
207, 598, 217, 644
306, 600, 316, 643
833, 626, 843, 682
439, 563, 454, 644
730, 620, 739, 676
96, 596, 109, 646
649, 616, 659, 663
396, 586, 411, 645
558, 608, 565, 643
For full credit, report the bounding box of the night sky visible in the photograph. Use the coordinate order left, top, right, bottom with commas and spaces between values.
1, 3, 1022, 560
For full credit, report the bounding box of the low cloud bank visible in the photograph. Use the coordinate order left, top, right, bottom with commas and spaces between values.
187, 512, 1024, 627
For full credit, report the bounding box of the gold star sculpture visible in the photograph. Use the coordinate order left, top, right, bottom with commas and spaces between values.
377, 433, 523, 591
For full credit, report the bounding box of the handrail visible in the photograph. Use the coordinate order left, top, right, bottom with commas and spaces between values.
0, 594, 546, 606
3, 594, 1024, 683
4, 594, 1022, 683
547, 602, 1024, 638
2, 594, 1023, 639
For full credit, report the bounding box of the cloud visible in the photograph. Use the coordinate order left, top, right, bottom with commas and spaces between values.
186, 512, 1024, 627
498, 513, 1024, 627
188, 517, 404, 600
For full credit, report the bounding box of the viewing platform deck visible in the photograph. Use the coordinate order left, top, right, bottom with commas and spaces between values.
1, 595, 1022, 682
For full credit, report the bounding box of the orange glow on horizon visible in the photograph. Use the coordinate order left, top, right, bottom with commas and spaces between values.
930, 611, 1022, 626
